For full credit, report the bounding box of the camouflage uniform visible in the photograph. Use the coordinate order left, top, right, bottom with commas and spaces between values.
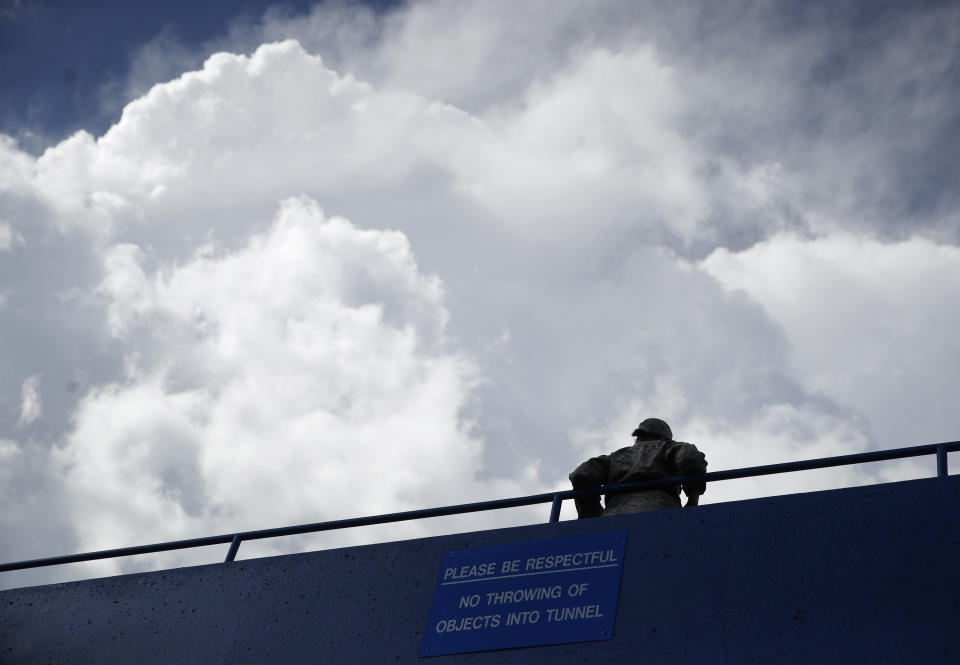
569, 438, 707, 517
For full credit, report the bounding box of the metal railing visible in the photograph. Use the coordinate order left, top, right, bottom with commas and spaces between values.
1, 440, 957, 574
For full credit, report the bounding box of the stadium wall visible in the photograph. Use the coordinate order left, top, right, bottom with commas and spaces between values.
2, 475, 958, 664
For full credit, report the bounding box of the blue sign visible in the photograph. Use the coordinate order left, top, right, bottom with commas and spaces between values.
420, 531, 627, 657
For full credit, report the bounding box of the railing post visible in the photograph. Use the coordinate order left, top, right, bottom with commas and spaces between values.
937, 445, 949, 477
549, 495, 563, 523
224, 535, 242, 562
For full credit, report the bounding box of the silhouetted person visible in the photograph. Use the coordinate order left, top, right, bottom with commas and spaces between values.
568, 418, 707, 517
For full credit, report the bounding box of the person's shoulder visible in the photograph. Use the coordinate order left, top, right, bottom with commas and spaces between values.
610, 444, 636, 457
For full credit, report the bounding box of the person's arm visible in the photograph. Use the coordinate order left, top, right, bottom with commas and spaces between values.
668, 441, 707, 507
568, 455, 610, 518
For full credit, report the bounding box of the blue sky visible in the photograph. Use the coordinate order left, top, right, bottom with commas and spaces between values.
1, 0, 958, 588
0, 1, 401, 150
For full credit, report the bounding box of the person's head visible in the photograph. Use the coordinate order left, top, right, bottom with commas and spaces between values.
631, 417, 673, 441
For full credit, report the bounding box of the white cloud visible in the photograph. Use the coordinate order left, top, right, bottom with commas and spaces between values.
0, 435, 77, 587
17, 374, 41, 427
0, 220, 23, 251
26, 41, 492, 254
0, 440, 22, 495
53, 197, 534, 573
255, 0, 624, 113
44, 38, 759, 252
702, 233, 960, 446
455, 47, 708, 243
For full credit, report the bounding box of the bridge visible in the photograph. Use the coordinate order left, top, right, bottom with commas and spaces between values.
2, 441, 958, 663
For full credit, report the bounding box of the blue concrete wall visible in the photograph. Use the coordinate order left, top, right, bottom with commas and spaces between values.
2, 476, 958, 664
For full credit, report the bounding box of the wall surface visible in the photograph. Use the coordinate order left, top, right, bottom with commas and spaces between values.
2, 476, 958, 664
